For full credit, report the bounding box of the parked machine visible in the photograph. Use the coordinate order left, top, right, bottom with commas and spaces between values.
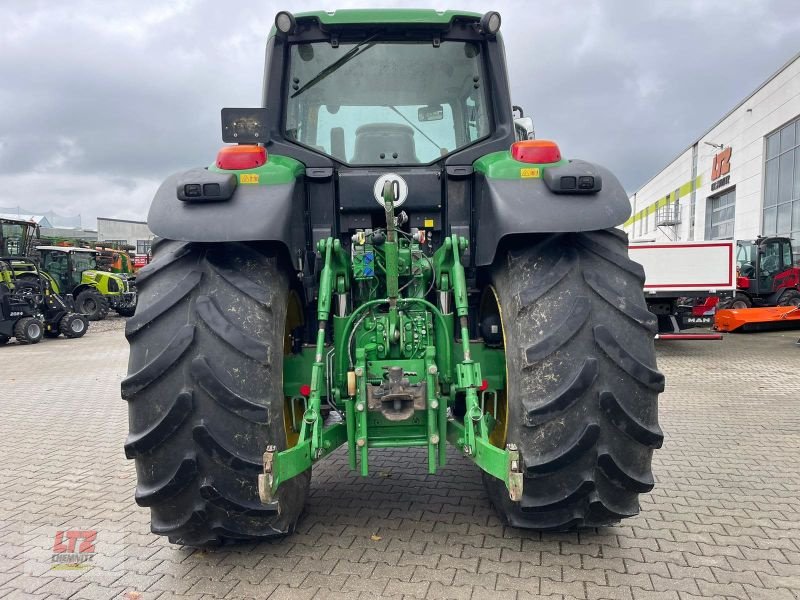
34, 246, 137, 319
124, 9, 664, 546
728, 236, 800, 308
629, 240, 735, 340
0, 215, 39, 257
0, 257, 88, 344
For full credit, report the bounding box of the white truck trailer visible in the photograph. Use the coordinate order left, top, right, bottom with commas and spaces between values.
629, 240, 736, 339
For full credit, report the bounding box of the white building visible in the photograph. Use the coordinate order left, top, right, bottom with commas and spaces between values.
96, 217, 154, 255
625, 51, 800, 263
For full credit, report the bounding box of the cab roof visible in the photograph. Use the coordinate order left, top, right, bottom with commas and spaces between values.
36, 246, 96, 254
294, 9, 482, 26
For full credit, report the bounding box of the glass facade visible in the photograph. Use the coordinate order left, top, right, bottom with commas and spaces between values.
706, 188, 736, 240
763, 117, 800, 263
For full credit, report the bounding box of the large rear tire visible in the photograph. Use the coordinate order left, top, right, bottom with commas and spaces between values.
123, 239, 308, 546
484, 229, 664, 529
777, 289, 800, 307
75, 289, 110, 321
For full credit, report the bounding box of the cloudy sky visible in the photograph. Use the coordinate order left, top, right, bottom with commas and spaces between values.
1, 0, 799, 227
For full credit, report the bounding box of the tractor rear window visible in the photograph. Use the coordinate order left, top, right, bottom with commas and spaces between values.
284, 40, 491, 165
73, 253, 96, 272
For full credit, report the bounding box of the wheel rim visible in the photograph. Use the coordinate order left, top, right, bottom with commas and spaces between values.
28, 323, 41, 338
479, 286, 509, 449
732, 300, 748, 309
71, 319, 85, 333
283, 291, 305, 449
84, 298, 96, 312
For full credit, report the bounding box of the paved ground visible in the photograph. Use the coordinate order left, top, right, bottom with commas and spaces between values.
0, 318, 799, 600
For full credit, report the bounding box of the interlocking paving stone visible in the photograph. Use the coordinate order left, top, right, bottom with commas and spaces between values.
0, 319, 799, 599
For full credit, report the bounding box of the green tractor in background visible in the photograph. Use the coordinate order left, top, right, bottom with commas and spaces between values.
124, 9, 663, 546
35, 246, 137, 320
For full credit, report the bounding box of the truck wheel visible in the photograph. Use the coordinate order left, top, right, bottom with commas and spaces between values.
60, 313, 89, 338
75, 289, 110, 321
777, 290, 800, 307
483, 229, 664, 529
123, 239, 309, 546
14, 317, 44, 344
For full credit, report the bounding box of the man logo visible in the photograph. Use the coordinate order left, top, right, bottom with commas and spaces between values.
711, 147, 732, 181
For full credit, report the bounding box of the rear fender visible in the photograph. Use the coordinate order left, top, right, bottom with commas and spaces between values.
473, 159, 631, 266
148, 162, 305, 261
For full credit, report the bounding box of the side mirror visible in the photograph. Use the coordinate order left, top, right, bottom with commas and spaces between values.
221, 108, 269, 143
514, 116, 535, 140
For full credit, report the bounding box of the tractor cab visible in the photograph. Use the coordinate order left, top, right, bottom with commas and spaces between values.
735, 237, 800, 306
37, 247, 98, 293
0, 216, 39, 257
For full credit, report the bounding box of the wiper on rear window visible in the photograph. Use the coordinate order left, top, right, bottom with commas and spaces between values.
291, 33, 381, 99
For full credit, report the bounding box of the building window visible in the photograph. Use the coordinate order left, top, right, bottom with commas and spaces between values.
102, 239, 127, 248
764, 117, 800, 263
706, 188, 736, 240
136, 239, 151, 254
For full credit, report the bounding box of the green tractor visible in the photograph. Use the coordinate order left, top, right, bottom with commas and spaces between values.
34, 246, 137, 320
124, 9, 663, 546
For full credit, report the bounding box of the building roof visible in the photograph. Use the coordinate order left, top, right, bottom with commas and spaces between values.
36, 246, 97, 253
633, 50, 800, 196
0, 213, 52, 228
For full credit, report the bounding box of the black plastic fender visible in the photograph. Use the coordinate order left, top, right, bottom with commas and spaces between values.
148, 169, 304, 257
474, 161, 631, 265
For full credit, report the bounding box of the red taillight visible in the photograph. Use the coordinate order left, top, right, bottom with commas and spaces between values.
216, 145, 267, 170
511, 139, 561, 164
479, 379, 489, 392
299, 384, 311, 397
737, 276, 750, 289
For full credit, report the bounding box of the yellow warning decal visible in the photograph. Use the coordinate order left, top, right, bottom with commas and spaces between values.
424, 219, 434, 228
520, 168, 541, 179
239, 173, 259, 184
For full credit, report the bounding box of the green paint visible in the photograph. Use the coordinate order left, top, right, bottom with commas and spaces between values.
625, 175, 703, 228
473, 150, 568, 179
209, 154, 304, 186
265, 202, 517, 506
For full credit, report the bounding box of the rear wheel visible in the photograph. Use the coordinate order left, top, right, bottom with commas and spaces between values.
60, 313, 89, 338
727, 293, 752, 309
484, 229, 663, 529
123, 239, 308, 546
75, 289, 110, 321
777, 289, 800, 307
14, 317, 44, 344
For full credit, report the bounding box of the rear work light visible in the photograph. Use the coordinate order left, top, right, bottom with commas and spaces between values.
216, 145, 267, 170
511, 139, 561, 164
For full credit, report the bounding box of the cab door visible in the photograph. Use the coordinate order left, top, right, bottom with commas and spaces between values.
41, 251, 70, 292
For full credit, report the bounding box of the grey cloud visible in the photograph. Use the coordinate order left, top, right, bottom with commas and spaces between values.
0, 0, 798, 226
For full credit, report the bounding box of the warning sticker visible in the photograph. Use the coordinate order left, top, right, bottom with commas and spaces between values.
520, 168, 541, 179
239, 173, 260, 184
